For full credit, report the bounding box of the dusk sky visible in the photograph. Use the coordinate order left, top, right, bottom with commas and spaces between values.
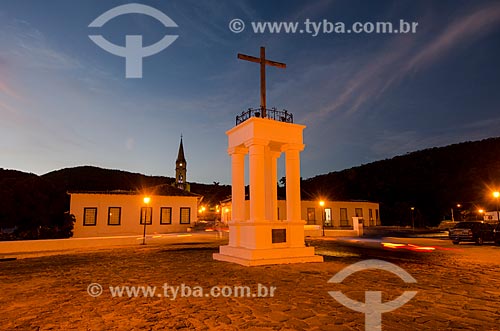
1, 0, 500, 184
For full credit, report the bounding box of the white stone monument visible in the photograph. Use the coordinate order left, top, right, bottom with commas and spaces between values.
213, 47, 323, 266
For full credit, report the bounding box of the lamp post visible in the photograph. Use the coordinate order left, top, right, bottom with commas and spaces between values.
493, 192, 500, 222
319, 200, 325, 236
478, 209, 484, 221
410, 207, 415, 230
142, 196, 150, 245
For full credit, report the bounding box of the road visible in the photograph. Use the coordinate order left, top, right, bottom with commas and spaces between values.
0, 233, 498, 330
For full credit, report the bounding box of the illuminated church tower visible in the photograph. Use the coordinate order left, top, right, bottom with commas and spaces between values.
175, 136, 188, 191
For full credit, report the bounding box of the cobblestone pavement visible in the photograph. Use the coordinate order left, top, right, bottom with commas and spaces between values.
0, 239, 499, 330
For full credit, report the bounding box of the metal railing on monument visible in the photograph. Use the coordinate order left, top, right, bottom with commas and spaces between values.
236, 107, 294, 126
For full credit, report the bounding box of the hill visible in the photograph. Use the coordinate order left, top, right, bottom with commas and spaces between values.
2, 136, 500, 237
42, 165, 175, 191
301, 137, 500, 226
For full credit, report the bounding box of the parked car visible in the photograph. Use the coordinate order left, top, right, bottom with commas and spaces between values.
448, 221, 495, 245
494, 223, 500, 245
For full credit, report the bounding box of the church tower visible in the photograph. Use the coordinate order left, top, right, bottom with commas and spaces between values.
175, 136, 187, 190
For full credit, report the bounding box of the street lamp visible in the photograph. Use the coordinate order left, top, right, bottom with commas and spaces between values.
319, 200, 325, 236
142, 196, 150, 245
410, 207, 415, 230
452, 203, 462, 222
493, 191, 500, 222
478, 209, 484, 221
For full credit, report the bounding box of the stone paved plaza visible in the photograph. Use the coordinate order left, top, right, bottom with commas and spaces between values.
1, 239, 499, 330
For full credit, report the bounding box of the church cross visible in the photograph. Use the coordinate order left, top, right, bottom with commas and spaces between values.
237, 46, 286, 118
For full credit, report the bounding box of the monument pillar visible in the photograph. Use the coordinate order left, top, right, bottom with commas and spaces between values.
228, 147, 246, 247
284, 144, 303, 222
229, 147, 246, 223
246, 140, 267, 222
265, 150, 280, 222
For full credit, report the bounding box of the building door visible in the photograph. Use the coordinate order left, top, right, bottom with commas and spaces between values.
307, 208, 316, 225
324, 208, 332, 227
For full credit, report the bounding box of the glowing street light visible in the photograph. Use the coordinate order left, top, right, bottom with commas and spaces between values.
410, 207, 415, 230
142, 196, 151, 245
478, 209, 484, 221
319, 200, 325, 236
451, 203, 462, 223
493, 191, 500, 221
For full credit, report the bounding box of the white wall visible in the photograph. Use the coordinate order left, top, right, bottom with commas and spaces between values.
71, 193, 198, 238
221, 200, 380, 227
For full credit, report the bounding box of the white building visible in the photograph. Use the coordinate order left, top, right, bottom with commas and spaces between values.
483, 211, 499, 222
220, 199, 380, 228
70, 185, 201, 238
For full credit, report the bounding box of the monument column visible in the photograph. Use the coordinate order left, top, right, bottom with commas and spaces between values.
246, 139, 268, 222
265, 150, 280, 221
245, 138, 268, 222
229, 147, 247, 223
284, 144, 304, 222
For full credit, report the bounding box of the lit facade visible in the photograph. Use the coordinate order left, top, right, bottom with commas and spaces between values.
221, 200, 380, 228
70, 186, 200, 238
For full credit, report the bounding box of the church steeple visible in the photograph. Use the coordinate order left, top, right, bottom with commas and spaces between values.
175, 136, 187, 190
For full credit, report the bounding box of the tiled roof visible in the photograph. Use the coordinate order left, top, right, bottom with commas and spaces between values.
69, 184, 201, 198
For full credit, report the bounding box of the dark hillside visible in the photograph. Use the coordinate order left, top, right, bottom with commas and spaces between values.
42, 165, 174, 191
302, 137, 500, 226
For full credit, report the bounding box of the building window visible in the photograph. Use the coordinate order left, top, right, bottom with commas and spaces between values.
108, 207, 121, 226
83, 208, 97, 226
355, 208, 363, 218
180, 207, 191, 224
376, 209, 380, 224
369, 209, 374, 226
140, 207, 152, 225
324, 208, 332, 227
160, 207, 172, 225
340, 208, 349, 226
307, 208, 316, 224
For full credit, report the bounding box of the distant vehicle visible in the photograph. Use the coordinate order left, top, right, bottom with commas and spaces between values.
494, 223, 500, 245
448, 221, 495, 245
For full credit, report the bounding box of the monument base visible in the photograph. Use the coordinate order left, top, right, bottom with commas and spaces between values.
213, 245, 323, 266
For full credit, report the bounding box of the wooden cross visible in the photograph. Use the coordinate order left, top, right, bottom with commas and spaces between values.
237, 46, 286, 118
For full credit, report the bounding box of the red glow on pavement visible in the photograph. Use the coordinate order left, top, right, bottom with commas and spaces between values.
382, 242, 406, 249
382, 242, 436, 252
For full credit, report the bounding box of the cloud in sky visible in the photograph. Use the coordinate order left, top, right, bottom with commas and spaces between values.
125, 137, 135, 151
405, 1, 500, 73
0, 79, 21, 100
304, 1, 500, 123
